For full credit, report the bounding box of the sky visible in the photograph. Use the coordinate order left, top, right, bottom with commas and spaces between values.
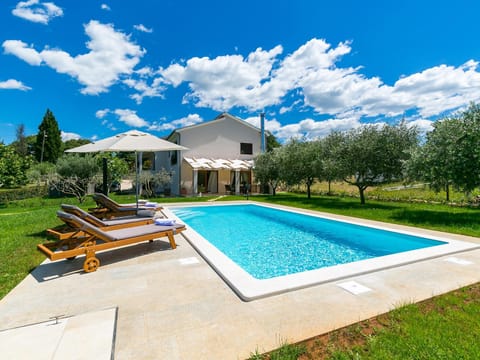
1, 0, 480, 145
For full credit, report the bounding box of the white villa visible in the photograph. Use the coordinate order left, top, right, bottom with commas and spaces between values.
155, 113, 264, 196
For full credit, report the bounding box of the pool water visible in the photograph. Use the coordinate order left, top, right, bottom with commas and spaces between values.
172, 204, 445, 280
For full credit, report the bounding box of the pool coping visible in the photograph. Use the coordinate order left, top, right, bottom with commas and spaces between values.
163, 201, 480, 301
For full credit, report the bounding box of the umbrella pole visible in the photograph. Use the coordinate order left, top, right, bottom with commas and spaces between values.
102, 157, 108, 195
135, 152, 139, 212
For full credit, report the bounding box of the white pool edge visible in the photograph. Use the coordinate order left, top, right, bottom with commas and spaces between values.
163, 202, 480, 301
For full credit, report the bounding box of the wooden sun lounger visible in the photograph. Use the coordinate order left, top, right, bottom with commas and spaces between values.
89, 193, 163, 218
46, 204, 156, 240
38, 211, 185, 273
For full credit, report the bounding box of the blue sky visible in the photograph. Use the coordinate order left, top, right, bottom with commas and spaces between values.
1, 1, 480, 145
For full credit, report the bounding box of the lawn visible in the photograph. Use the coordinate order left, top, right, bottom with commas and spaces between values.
1, 192, 480, 359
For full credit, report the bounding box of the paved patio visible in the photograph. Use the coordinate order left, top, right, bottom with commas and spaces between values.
1, 204, 480, 359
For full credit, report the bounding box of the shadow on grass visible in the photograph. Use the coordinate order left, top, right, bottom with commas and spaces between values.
389, 208, 480, 229
256, 194, 401, 211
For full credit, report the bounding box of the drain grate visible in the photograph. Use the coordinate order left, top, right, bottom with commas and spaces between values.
337, 280, 372, 295
444, 257, 473, 266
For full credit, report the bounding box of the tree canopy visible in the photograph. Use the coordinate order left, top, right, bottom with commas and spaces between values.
0, 144, 33, 188
407, 103, 480, 201
35, 109, 62, 163
335, 123, 418, 204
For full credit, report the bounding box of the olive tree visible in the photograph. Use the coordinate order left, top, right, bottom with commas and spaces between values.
451, 103, 480, 194
416, 103, 480, 201
336, 123, 418, 204
316, 133, 343, 195
278, 139, 321, 199
138, 169, 172, 197
51, 154, 100, 203
95, 154, 130, 194
416, 118, 458, 201
253, 149, 282, 195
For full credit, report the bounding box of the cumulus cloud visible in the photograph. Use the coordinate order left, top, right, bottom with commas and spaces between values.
3, 40, 43, 65
155, 38, 480, 135
2, 20, 145, 95
244, 115, 282, 133
276, 116, 362, 140
61, 131, 81, 141
123, 77, 165, 104
113, 109, 149, 127
159, 45, 284, 111
134, 24, 153, 33
12, 0, 63, 24
0, 79, 31, 91
149, 113, 204, 131
406, 118, 434, 135
95, 108, 110, 119
101, 3, 110, 11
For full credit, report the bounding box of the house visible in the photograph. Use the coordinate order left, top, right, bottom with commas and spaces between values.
155, 113, 264, 196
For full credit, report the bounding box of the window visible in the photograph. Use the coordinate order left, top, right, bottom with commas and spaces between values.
240, 142, 253, 155
170, 150, 177, 165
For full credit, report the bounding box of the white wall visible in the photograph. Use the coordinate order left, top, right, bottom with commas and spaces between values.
179, 116, 261, 160
154, 114, 262, 195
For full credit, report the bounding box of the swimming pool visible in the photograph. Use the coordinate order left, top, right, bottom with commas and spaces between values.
165, 202, 477, 300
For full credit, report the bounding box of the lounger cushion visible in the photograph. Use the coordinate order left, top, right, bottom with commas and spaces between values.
106, 223, 185, 240
154, 218, 176, 226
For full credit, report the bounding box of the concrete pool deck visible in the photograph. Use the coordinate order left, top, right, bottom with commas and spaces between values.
1, 201, 480, 359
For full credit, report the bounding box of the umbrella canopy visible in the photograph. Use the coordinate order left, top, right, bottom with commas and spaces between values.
65, 130, 188, 153
66, 130, 188, 207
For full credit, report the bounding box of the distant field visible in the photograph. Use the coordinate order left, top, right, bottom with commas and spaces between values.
297, 181, 478, 204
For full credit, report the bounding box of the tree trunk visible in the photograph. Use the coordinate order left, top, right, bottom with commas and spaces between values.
358, 186, 366, 204
307, 182, 311, 199
445, 183, 450, 202
328, 180, 332, 195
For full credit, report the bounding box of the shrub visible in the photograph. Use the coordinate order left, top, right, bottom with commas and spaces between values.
0, 186, 48, 205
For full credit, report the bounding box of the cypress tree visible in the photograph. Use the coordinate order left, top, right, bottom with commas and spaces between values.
35, 109, 62, 163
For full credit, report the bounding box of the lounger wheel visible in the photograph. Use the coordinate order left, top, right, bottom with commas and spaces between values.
83, 257, 100, 273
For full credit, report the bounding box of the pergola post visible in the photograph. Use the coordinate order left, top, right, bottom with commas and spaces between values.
193, 169, 198, 194
235, 169, 240, 194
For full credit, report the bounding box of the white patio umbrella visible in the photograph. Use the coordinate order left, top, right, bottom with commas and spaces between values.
66, 130, 188, 208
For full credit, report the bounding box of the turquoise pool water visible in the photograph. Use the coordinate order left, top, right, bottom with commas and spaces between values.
172, 204, 445, 280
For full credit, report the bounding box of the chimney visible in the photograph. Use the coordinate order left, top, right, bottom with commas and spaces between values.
260, 112, 265, 153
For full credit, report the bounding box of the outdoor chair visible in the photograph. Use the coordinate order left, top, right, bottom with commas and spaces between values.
46, 204, 158, 240
89, 192, 162, 218
38, 211, 185, 273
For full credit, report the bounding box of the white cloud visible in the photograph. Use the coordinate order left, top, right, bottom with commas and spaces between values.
406, 118, 434, 135
3, 20, 145, 95
134, 24, 153, 33
275, 116, 362, 141
12, 0, 63, 24
123, 77, 165, 104
0, 79, 31, 91
149, 113, 204, 131
61, 131, 81, 141
244, 115, 282, 133
113, 109, 149, 127
101, 4, 110, 11
3, 40, 43, 65
156, 38, 480, 132
160, 45, 284, 111
95, 108, 110, 119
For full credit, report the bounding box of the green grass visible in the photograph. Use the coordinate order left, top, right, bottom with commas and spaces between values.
2, 192, 480, 360
0, 193, 215, 299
